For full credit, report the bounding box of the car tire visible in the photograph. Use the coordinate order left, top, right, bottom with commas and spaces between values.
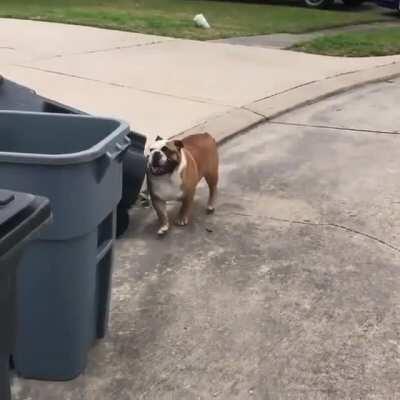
342, 0, 364, 6
304, 0, 333, 8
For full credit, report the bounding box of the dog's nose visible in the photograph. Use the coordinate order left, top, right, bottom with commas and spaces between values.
152, 151, 161, 166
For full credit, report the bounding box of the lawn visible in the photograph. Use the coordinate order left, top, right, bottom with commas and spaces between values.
293, 27, 400, 56
0, 0, 396, 40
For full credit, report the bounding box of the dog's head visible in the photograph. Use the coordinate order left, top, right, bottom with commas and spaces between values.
147, 136, 184, 176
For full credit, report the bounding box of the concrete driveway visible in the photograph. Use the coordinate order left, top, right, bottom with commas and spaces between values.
12, 79, 400, 399
2, 19, 400, 142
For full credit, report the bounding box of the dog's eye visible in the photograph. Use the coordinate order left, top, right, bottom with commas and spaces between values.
161, 146, 168, 152
149, 148, 154, 152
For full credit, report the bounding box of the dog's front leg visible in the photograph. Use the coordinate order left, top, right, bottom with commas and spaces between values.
153, 197, 169, 235
175, 191, 194, 226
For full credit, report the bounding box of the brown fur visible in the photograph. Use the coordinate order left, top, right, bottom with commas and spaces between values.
148, 133, 219, 234
179, 133, 219, 223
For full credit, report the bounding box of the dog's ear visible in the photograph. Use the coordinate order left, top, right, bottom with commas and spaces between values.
174, 140, 184, 150
155, 135, 163, 141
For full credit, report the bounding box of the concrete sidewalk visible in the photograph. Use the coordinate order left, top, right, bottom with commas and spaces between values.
213, 21, 400, 50
1, 18, 400, 143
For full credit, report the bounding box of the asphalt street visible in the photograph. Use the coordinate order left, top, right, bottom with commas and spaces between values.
13, 78, 400, 400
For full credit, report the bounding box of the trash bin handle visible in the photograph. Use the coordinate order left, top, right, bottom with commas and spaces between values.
106, 135, 131, 161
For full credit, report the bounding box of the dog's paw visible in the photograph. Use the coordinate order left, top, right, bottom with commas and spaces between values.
206, 206, 215, 214
157, 224, 169, 236
175, 216, 189, 226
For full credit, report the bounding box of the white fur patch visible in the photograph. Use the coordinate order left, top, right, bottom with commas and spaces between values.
151, 149, 187, 202
157, 224, 169, 235
148, 138, 168, 168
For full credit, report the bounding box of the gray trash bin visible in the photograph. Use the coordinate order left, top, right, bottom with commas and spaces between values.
0, 110, 130, 380
0, 189, 51, 399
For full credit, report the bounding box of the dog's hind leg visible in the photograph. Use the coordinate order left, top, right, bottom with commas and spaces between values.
205, 172, 218, 214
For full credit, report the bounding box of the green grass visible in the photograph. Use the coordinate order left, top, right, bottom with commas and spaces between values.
0, 0, 396, 40
293, 27, 400, 56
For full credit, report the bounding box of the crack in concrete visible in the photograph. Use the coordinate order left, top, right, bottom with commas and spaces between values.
241, 107, 266, 119
82, 39, 168, 55
269, 121, 400, 135
231, 211, 400, 254
269, 216, 400, 254
35, 40, 170, 62
249, 80, 318, 105
325, 61, 399, 80
11, 63, 234, 108
247, 61, 400, 111
173, 106, 264, 139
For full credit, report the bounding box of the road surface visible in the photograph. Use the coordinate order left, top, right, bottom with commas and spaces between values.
13, 78, 400, 400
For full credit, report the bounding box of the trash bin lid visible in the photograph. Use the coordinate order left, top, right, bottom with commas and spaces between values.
0, 189, 51, 259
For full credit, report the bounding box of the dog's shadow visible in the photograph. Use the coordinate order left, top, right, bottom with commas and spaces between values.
123, 203, 205, 241
123, 185, 213, 241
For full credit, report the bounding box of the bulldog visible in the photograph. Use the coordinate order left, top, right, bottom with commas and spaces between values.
147, 133, 219, 235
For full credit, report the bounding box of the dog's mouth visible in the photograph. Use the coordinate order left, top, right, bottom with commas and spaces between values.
150, 165, 168, 176
149, 158, 178, 176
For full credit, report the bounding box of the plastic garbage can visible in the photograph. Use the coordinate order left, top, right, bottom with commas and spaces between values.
0, 189, 51, 400
0, 110, 130, 380
0, 77, 147, 237
117, 131, 147, 237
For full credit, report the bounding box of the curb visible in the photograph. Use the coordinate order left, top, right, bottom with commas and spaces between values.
173, 62, 400, 145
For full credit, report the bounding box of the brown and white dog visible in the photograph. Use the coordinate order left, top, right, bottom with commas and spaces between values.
147, 133, 219, 235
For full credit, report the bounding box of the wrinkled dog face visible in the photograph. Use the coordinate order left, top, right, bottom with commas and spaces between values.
148, 136, 183, 176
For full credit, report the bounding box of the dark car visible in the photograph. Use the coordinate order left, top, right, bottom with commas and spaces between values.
304, 0, 364, 7
376, 0, 399, 10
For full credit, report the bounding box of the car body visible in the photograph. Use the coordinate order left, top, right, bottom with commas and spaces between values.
304, 0, 364, 8
376, 0, 399, 9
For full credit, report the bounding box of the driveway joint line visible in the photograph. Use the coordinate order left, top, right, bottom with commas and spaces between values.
241, 106, 266, 119
172, 107, 265, 140
249, 61, 400, 109
251, 80, 318, 105
82, 39, 169, 54
10, 63, 235, 108
32, 39, 171, 62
